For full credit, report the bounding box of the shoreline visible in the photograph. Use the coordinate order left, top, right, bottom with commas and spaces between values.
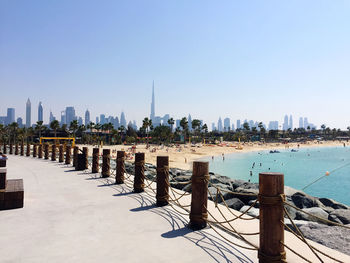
78, 140, 349, 170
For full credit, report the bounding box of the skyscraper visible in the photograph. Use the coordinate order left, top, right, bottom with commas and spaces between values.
217, 117, 223, 132
65, 107, 76, 126
304, 117, 309, 129
289, 115, 293, 130
38, 102, 43, 122
150, 81, 155, 122
85, 109, 90, 126
17, 117, 23, 128
78, 117, 83, 126
6, 108, 15, 125
26, 98, 31, 127
188, 114, 192, 131
236, 120, 241, 130
100, 114, 106, 125
283, 114, 289, 130
120, 112, 126, 127
49, 111, 56, 123
299, 117, 303, 129
224, 118, 230, 131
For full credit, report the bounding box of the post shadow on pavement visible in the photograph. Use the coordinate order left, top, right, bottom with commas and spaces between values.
79, 166, 254, 263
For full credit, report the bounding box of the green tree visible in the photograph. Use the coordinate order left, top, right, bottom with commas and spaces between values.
35, 121, 44, 138
50, 120, 60, 137
142, 117, 152, 147
180, 117, 188, 143
69, 120, 79, 138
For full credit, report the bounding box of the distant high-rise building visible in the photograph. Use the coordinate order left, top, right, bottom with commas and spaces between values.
65, 107, 76, 126
26, 98, 31, 127
163, 114, 170, 126
120, 112, 126, 127
304, 117, 309, 129
78, 117, 83, 126
100, 114, 106, 125
175, 119, 181, 129
289, 115, 293, 130
212, 123, 216, 131
60, 111, 66, 125
188, 114, 192, 131
236, 120, 241, 130
17, 117, 23, 128
96, 117, 99, 124
38, 102, 43, 122
150, 81, 155, 122
224, 118, 230, 131
299, 117, 303, 129
6, 108, 15, 125
217, 117, 223, 132
114, 116, 120, 129
283, 114, 289, 130
85, 109, 90, 126
231, 124, 235, 131
133, 120, 137, 130
268, 121, 279, 130
49, 111, 56, 123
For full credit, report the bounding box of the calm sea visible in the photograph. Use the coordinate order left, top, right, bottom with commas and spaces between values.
205, 146, 350, 205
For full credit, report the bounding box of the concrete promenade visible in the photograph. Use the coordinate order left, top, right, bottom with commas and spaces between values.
0, 155, 257, 263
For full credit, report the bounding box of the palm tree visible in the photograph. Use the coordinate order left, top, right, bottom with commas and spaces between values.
69, 120, 79, 138
27, 127, 35, 143
50, 120, 60, 137
167, 118, 175, 132
35, 121, 44, 138
142, 117, 152, 147
8, 122, 19, 143
180, 117, 188, 143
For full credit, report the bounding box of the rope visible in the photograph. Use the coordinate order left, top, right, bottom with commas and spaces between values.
283, 207, 324, 262
280, 242, 312, 263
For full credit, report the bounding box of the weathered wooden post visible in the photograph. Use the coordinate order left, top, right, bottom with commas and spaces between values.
258, 173, 285, 263
59, 145, 64, 163
33, 144, 37, 157
133, 152, 145, 191
83, 147, 88, 169
65, 145, 71, 165
156, 156, 169, 206
38, 144, 43, 159
9, 143, 13, 154
3, 143, 6, 154
51, 144, 56, 161
73, 146, 79, 167
20, 142, 24, 156
115, 151, 125, 184
101, 149, 110, 178
189, 161, 209, 230
15, 143, 19, 155
44, 143, 49, 159
26, 143, 30, 156
92, 148, 99, 173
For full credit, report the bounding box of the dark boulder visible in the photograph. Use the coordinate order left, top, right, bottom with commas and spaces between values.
225, 198, 245, 211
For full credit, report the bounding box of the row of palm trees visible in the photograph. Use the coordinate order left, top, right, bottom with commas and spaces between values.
1, 117, 349, 146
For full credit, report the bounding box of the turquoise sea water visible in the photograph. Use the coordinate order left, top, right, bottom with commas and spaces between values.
205, 146, 350, 205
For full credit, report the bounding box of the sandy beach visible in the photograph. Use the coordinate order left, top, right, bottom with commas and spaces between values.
79, 140, 347, 170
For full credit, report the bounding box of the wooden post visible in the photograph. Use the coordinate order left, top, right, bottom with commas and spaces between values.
51, 144, 56, 161
44, 143, 49, 159
258, 173, 285, 263
189, 161, 209, 230
59, 145, 64, 163
33, 144, 37, 158
38, 144, 43, 159
83, 147, 88, 169
9, 143, 13, 154
65, 145, 71, 165
92, 148, 99, 173
115, 151, 125, 184
73, 146, 79, 167
3, 143, 6, 154
156, 156, 169, 206
26, 143, 30, 156
133, 152, 145, 191
20, 142, 24, 156
15, 143, 19, 155
101, 149, 110, 178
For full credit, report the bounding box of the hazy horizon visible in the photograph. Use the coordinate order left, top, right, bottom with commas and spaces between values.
1, 1, 350, 129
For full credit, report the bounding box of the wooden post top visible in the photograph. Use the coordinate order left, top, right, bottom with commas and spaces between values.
259, 173, 284, 196
157, 156, 169, 166
103, 149, 110, 155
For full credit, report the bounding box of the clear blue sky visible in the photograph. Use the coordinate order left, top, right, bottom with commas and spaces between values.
1, 1, 350, 129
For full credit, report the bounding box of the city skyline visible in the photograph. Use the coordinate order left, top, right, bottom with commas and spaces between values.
1, 1, 350, 128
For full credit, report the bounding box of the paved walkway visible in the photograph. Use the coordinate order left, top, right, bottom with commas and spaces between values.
0, 155, 257, 263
